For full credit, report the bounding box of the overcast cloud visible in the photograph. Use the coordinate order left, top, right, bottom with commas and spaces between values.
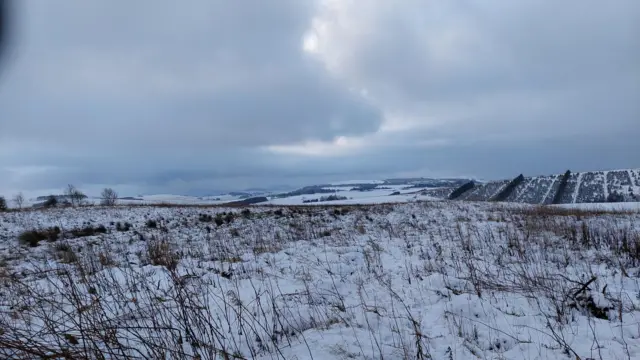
0, 0, 638, 197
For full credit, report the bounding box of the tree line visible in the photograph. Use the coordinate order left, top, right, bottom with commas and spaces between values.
0, 185, 119, 211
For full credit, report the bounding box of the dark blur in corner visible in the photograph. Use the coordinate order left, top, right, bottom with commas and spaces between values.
0, 0, 9, 70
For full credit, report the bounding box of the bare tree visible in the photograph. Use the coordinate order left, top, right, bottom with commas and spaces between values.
65, 184, 87, 207
100, 188, 118, 206
12, 192, 24, 210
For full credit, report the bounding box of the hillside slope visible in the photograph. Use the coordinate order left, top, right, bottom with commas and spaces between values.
449, 168, 640, 204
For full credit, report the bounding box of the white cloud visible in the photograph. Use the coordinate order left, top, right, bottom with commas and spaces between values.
264, 135, 368, 157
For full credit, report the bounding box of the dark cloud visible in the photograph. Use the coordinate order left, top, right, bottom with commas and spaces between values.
0, 0, 638, 197
0, 0, 381, 150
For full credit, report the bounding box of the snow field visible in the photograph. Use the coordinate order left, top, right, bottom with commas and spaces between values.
0, 201, 639, 359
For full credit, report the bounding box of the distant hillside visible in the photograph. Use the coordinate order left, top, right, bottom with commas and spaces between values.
273, 178, 473, 199
382, 178, 471, 188
445, 168, 640, 204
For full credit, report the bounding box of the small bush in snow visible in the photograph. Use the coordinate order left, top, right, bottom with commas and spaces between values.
18, 231, 46, 247
18, 227, 61, 247
43, 195, 58, 208
100, 188, 118, 206
65, 184, 87, 207
54, 243, 77, 264
116, 222, 132, 231
146, 238, 179, 271
224, 213, 235, 224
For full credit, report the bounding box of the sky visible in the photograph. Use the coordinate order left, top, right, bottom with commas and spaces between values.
0, 0, 638, 198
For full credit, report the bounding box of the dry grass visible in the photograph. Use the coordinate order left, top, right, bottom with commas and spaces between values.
0, 201, 639, 359
515, 204, 639, 218
146, 237, 180, 271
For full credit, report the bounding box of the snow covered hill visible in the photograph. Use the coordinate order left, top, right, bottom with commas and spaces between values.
449, 168, 640, 204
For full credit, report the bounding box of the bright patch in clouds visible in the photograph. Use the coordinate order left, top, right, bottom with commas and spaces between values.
264, 135, 367, 157
302, 31, 318, 53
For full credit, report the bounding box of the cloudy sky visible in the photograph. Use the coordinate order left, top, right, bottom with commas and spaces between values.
0, 0, 638, 197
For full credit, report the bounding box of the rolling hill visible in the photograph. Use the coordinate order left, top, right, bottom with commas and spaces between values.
444, 168, 640, 204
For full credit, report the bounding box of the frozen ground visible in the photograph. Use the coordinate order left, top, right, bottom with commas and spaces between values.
1, 201, 640, 359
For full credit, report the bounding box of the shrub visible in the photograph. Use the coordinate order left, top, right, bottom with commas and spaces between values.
224, 213, 235, 224
146, 238, 180, 271
54, 243, 77, 263
100, 188, 118, 206
199, 213, 213, 222
44, 195, 58, 208
18, 226, 61, 247
116, 222, 132, 231
146, 220, 157, 228
65, 184, 87, 207
69, 225, 107, 238
241, 208, 251, 218
0, 196, 6, 211
18, 231, 46, 247
48, 227, 61, 241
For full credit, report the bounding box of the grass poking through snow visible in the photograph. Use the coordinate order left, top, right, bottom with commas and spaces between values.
0, 202, 639, 359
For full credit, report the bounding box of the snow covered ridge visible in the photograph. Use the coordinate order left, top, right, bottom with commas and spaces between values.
449, 168, 640, 204
1, 202, 640, 359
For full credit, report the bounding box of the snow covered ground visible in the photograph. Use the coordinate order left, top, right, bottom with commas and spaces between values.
1, 201, 640, 359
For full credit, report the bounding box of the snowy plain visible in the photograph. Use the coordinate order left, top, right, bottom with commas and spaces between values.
0, 200, 640, 359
